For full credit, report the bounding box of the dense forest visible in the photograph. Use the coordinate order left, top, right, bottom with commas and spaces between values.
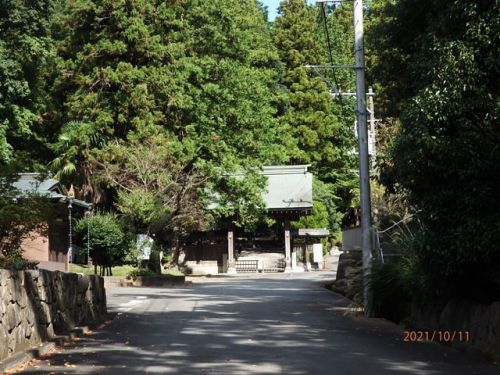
1, 0, 357, 270
1, 0, 499, 307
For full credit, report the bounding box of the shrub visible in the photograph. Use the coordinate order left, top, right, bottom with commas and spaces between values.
370, 259, 412, 323
128, 268, 156, 278
75, 212, 129, 271
148, 246, 162, 275
369, 221, 427, 321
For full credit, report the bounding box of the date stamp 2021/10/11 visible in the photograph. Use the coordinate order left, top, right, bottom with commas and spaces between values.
404, 331, 470, 343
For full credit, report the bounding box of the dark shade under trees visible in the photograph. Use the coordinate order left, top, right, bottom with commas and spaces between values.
368, 0, 500, 302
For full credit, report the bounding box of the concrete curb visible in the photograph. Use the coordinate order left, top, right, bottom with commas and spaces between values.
0, 313, 116, 374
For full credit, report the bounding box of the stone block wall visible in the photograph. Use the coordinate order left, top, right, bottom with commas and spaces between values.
0, 269, 106, 362
328, 252, 363, 304
410, 300, 500, 360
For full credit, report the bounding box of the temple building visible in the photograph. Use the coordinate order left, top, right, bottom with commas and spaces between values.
182, 165, 329, 274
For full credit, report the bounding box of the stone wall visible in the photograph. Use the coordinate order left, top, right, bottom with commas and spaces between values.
0, 269, 106, 362
327, 254, 500, 360
328, 252, 363, 304
410, 300, 500, 360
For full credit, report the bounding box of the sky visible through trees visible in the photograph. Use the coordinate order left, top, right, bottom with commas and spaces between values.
262, 0, 314, 20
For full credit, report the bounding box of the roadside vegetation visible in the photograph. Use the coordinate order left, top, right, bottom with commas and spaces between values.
1, 0, 498, 318
367, 0, 499, 315
69, 264, 183, 277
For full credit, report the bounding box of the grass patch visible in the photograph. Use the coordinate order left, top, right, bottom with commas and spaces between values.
69, 263, 184, 276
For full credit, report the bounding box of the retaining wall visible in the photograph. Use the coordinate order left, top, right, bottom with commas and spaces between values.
410, 300, 500, 360
0, 269, 106, 362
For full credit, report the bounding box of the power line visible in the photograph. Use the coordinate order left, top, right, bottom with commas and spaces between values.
319, 3, 343, 99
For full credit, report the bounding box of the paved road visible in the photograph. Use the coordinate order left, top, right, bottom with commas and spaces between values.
17, 273, 498, 374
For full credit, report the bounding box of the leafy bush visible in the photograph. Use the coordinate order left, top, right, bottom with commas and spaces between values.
75, 212, 129, 270
371, 0, 500, 302
128, 268, 156, 278
162, 251, 172, 265
370, 259, 412, 323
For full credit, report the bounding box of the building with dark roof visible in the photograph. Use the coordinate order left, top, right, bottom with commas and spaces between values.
13, 173, 91, 272
183, 165, 329, 274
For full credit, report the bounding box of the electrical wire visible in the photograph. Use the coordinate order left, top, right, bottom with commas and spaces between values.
320, 3, 342, 100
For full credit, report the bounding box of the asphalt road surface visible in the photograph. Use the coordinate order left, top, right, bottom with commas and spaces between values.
15, 273, 499, 374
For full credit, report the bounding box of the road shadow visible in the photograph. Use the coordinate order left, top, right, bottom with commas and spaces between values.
17, 277, 499, 375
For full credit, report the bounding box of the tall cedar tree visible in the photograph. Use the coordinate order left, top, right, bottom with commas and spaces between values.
273, 0, 356, 234
51, 0, 289, 234
0, 0, 55, 169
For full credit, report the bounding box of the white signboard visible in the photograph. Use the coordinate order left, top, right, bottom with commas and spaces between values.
313, 243, 323, 263
137, 234, 154, 260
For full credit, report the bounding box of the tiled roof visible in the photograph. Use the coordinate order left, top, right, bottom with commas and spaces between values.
12, 173, 92, 209
262, 165, 312, 210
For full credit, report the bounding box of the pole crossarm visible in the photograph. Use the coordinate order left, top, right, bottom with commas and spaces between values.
329, 91, 375, 97
304, 64, 357, 69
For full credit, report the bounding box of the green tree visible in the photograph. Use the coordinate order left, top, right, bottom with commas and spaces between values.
273, 0, 357, 232
75, 212, 128, 275
99, 131, 211, 264
369, 0, 500, 301
49, 0, 185, 197
50, 0, 289, 225
292, 201, 329, 230
0, 0, 56, 169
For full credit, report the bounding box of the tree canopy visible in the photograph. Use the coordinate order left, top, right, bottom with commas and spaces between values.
0, 0, 55, 168
368, 0, 500, 301
273, 0, 357, 235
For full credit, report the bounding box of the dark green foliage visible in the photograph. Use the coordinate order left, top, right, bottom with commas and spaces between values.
127, 268, 156, 278
0, 256, 38, 271
148, 247, 162, 276
75, 212, 128, 271
49, 0, 186, 194
369, 0, 500, 301
1, 0, 366, 272
0, 0, 55, 168
369, 259, 412, 323
51, 0, 289, 230
369, 222, 428, 321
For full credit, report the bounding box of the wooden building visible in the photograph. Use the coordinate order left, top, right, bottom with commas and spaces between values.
183, 165, 316, 274
13, 174, 91, 272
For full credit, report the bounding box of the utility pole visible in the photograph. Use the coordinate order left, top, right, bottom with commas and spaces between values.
353, 0, 373, 315
313, 0, 373, 315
